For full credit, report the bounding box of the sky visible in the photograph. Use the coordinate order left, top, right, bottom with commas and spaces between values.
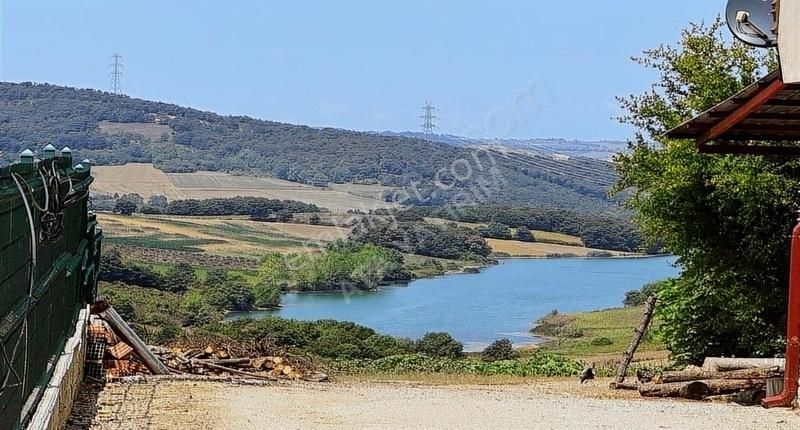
0, 1, 724, 141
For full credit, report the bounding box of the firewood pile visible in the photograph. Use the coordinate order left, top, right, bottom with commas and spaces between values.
150, 342, 328, 382
612, 357, 785, 405
87, 303, 328, 383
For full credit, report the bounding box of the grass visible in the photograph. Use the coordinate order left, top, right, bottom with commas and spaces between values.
105, 234, 224, 252
539, 306, 666, 360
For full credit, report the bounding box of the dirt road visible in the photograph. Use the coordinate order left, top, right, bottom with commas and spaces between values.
68, 378, 800, 430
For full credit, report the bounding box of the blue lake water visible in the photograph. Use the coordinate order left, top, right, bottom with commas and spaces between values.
230, 257, 680, 351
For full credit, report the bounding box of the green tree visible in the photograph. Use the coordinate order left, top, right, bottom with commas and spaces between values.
415, 332, 463, 359
515, 226, 534, 242
481, 338, 517, 362
253, 281, 282, 308
181, 290, 219, 326
614, 19, 789, 363
479, 222, 512, 239
113, 199, 137, 215
164, 262, 197, 293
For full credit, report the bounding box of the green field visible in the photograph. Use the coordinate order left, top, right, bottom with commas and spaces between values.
539, 306, 666, 360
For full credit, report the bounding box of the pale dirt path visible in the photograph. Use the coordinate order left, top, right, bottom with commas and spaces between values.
68, 379, 800, 430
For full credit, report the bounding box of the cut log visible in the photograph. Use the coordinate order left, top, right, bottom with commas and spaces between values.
251, 357, 269, 370
614, 294, 657, 384
191, 360, 277, 381
702, 357, 785, 372
194, 358, 251, 367
609, 382, 639, 390
653, 366, 782, 384
639, 379, 767, 399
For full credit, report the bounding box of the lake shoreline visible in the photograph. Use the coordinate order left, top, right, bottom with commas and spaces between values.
229, 257, 680, 349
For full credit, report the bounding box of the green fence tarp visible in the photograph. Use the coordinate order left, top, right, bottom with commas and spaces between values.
0, 156, 101, 430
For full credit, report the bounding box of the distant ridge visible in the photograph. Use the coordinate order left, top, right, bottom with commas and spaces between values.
0, 81, 625, 214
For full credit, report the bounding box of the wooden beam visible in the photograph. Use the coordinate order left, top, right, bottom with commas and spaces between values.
699, 79, 786, 145
708, 112, 800, 121
699, 143, 800, 156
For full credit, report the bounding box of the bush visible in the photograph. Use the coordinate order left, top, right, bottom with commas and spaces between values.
181, 290, 220, 326
415, 332, 464, 359
590, 337, 613, 346
532, 310, 584, 345
623, 281, 664, 307
479, 222, 512, 239
481, 338, 517, 362
331, 352, 582, 377
163, 262, 197, 293
587, 250, 614, 258
515, 226, 535, 242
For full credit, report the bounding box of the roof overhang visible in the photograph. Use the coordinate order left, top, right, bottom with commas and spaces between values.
666, 70, 800, 155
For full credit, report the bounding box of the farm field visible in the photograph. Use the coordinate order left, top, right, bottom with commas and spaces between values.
486, 239, 625, 257
98, 213, 349, 258
91, 163, 397, 212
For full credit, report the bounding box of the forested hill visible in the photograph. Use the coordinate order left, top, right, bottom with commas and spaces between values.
0, 82, 623, 213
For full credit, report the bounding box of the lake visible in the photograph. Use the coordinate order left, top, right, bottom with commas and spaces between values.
230, 257, 680, 351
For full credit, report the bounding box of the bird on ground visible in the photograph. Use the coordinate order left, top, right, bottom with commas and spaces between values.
579, 365, 595, 384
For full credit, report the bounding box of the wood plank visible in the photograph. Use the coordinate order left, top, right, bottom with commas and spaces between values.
699, 78, 786, 145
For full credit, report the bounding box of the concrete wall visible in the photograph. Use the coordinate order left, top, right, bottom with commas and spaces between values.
25, 307, 88, 430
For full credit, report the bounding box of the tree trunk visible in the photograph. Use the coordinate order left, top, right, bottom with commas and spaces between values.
639, 379, 767, 399
702, 357, 785, 372
653, 366, 782, 384
614, 294, 657, 384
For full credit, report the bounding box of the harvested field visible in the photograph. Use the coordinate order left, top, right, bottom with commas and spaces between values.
98, 213, 349, 258
67, 379, 800, 430
91, 163, 396, 212
487, 238, 625, 257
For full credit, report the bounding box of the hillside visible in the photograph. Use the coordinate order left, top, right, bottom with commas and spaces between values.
386, 132, 628, 161
91, 163, 395, 212
0, 81, 624, 213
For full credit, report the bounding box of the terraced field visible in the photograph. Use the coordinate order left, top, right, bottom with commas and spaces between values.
91, 163, 397, 212
98, 213, 349, 258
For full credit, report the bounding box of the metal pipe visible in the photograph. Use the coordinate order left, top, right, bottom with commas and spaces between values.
762, 220, 800, 408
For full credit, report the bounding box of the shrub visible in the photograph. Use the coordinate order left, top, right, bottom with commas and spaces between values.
532, 310, 584, 345
479, 222, 512, 239
163, 262, 197, 293
623, 281, 665, 307
481, 338, 517, 362
587, 250, 614, 258
181, 290, 219, 326
515, 226, 535, 242
415, 332, 464, 359
590, 337, 613, 346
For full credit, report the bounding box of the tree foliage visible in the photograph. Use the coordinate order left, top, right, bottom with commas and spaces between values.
615, 19, 790, 362
349, 219, 491, 260
481, 338, 518, 362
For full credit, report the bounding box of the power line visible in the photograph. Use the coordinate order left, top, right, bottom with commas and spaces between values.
110, 53, 124, 95
420, 101, 437, 141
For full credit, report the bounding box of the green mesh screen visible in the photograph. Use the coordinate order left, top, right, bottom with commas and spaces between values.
0, 155, 102, 429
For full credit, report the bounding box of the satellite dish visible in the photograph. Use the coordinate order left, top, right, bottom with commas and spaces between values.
726, 0, 778, 48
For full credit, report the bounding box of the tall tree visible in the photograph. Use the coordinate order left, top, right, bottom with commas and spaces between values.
614, 19, 794, 363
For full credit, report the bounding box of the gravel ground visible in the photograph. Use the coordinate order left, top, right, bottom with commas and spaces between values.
67, 378, 800, 430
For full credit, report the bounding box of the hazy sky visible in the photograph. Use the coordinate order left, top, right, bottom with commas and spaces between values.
0, 1, 724, 141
